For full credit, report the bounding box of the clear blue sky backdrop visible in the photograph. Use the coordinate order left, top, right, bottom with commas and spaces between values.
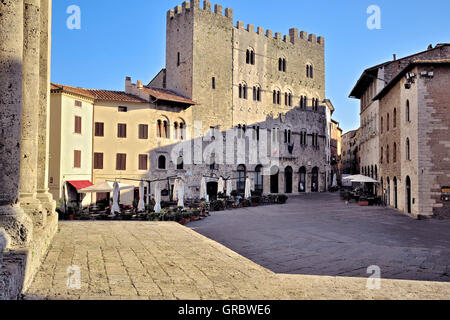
51, 0, 450, 133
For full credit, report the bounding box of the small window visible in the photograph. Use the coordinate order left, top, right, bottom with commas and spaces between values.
393, 108, 397, 128
163, 121, 170, 138
277, 91, 281, 105
177, 52, 180, 66
139, 154, 148, 170
139, 124, 148, 139
158, 155, 166, 170
156, 120, 162, 138
243, 84, 248, 99
95, 122, 104, 137
74, 116, 82, 134
387, 113, 390, 131
116, 153, 127, 171
94, 153, 103, 170
118, 106, 128, 112
257, 87, 261, 101
239, 84, 243, 99
251, 51, 255, 65
406, 100, 410, 122
74, 150, 81, 168
74, 100, 82, 107
117, 123, 127, 138
212, 77, 216, 89
177, 156, 184, 170
273, 90, 277, 104
406, 138, 411, 161
393, 143, 397, 163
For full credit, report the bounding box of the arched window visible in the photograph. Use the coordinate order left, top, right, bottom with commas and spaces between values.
243, 84, 248, 99
257, 87, 261, 101
158, 155, 166, 170
393, 108, 397, 128
300, 96, 306, 109
251, 51, 255, 65
237, 164, 246, 194
306, 65, 310, 78
283, 59, 287, 72
284, 92, 288, 106
270, 166, 279, 194
254, 165, 263, 194
386, 145, 390, 164
381, 117, 384, 134
177, 156, 184, 170
163, 120, 169, 138
246, 49, 250, 64
406, 138, 411, 160
273, 90, 277, 104
299, 167, 306, 192
239, 84, 243, 98
381, 147, 384, 164
174, 122, 179, 140
310, 65, 314, 78
179, 122, 185, 140
156, 120, 162, 138
393, 143, 397, 163
387, 113, 390, 131
406, 100, 410, 122
278, 58, 283, 71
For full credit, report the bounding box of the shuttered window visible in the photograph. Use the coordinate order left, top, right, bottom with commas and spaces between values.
139, 154, 148, 170
117, 124, 127, 138
74, 150, 81, 168
139, 124, 148, 139
74, 116, 82, 134
94, 153, 103, 170
116, 153, 127, 171
95, 122, 104, 137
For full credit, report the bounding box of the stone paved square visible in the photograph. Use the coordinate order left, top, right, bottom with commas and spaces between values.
189, 193, 450, 282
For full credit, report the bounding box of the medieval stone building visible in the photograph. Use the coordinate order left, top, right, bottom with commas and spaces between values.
48, 0, 334, 203
0, 0, 58, 299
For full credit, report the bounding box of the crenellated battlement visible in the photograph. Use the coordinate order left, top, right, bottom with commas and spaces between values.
166, 1, 323, 46
167, 0, 233, 21
235, 21, 324, 46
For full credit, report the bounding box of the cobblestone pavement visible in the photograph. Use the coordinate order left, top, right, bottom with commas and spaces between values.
24, 220, 450, 300
190, 193, 450, 282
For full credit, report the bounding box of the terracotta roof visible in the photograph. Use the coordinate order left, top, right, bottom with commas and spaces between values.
143, 86, 196, 105
50, 83, 147, 103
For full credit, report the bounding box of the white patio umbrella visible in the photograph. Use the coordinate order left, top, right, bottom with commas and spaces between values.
137, 181, 145, 212
218, 177, 224, 196
173, 179, 179, 201
177, 180, 185, 209
332, 174, 338, 187
154, 182, 161, 214
244, 178, 252, 199
111, 182, 120, 215
343, 175, 378, 183
200, 177, 208, 200
226, 179, 233, 197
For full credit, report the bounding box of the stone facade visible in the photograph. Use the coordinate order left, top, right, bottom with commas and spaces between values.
375, 61, 450, 218
0, 0, 58, 300
341, 129, 360, 175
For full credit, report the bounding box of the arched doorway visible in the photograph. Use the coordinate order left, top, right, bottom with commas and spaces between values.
299, 167, 306, 192
237, 164, 246, 194
386, 177, 390, 207
311, 167, 319, 192
254, 165, 263, 195
285, 166, 293, 194
393, 177, 398, 209
270, 166, 279, 194
207, 181, 218, 201
406, 176, 412, 214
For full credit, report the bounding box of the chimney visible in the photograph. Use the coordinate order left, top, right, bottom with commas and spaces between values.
137, 80, 143, 89
393, 54, 397, 61
125, 76, 132, 93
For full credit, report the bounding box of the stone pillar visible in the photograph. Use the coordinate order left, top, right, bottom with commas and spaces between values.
36, 0, 55, 218
19, 0, 45, 226
0, 0, 34, 247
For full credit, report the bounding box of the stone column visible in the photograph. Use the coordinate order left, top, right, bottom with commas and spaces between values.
36, 0, 55, 218
0, 0, 34, 247
19, 0, 45, 226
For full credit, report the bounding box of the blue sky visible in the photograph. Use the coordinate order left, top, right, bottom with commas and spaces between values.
51, 0, 450, 133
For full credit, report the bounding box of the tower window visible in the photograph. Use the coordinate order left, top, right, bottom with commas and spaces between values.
212, 77, 216, 89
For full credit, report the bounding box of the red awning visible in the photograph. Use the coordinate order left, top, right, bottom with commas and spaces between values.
67, 180, 94, 190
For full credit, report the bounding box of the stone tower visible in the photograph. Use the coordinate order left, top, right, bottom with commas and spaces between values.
166, 0, 234, 135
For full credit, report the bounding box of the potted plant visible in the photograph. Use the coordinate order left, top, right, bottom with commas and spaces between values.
278, 195, 288, 204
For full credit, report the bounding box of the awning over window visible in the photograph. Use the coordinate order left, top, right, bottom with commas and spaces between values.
67, 180, 94, 190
